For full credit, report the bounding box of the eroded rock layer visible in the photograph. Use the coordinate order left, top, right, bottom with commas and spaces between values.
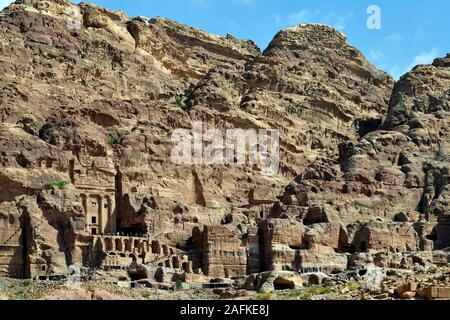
0, 0, 448, 282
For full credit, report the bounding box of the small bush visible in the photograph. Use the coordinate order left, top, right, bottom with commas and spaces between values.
413, 99, 423, 112
107, 134, 121, 145
286, 286, 333, 300
348, 281, 358, 291
175, 98, 189, 111
243, 108, 257, 116
435, 145, 447, 161
175, 279, 184, 291
141, 291, 151, 299
257, 293, 273, 300
46, 180, 69, 190
416, 202, 424, 213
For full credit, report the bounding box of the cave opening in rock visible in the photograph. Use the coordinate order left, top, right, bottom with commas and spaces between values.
273, 277, 295, 290
129, 270, 147, 281
360, 241, 367, 253
426, 234, 438, 241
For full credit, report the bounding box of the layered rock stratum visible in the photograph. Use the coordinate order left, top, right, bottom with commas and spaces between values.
0, 0, 449, 296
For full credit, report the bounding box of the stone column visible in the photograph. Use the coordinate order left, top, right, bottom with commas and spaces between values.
96, 196, 101, 234
107, 196, 116, 234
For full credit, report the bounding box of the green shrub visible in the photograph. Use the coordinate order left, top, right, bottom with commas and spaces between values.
257, 293, 273, 300
416, 202, 424, 213
175, 279, 184, 291
348, 281, 358, 291
435, 145, 447, 161
46, 180, 69, 190
107, 133, 121, 145
413, 99, 423, 112
175, 98, 189, 111
284, 286, 333, 300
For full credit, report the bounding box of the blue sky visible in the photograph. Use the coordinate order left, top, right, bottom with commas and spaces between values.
1, 0, 449, 79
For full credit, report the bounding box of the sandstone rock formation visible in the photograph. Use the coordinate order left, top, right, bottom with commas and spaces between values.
0, 0, 448, 290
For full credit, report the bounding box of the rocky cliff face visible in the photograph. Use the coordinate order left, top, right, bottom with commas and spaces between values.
0, 0, 447, 281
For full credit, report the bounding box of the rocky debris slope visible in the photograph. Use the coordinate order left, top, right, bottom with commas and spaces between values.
0, 0, 448, 287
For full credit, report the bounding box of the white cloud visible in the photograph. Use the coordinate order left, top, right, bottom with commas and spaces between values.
408, 47, 440, 69
390, 47, 441, 80
385, 33, 404, 43
388, 66, 403, 80
227, 19, 237, 29
272, 14, 282, 25
369, 50, 386, 62
232, 0, 255, 5
324, 11, 353, 31
188, 0, 212, 8
288, 9, 320, 25
288, 9, 353, 31
0, 0, 13, 10
189, 0, 254, 8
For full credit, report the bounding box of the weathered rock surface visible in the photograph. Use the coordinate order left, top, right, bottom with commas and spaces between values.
0, 0, 448, 289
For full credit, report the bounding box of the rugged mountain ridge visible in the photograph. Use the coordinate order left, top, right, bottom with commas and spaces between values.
0, 0, 448, 285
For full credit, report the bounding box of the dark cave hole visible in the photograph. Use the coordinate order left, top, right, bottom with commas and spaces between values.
426, 234, 438, 241
273, 278, 295, 290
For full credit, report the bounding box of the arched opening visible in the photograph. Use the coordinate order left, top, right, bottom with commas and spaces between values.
308, 274, 321, 285
162, 245, 168, 255
134, 239, 140, 250
129, 254, 137, 263
172, 256, 180, 269
152, 241, 161, 254
165, 260, 171, 268
124, 239, 132, 252
273, 278, 295, 290
182, 262, 189, 273
105, 238, 113, 251
115, 239, 123, 251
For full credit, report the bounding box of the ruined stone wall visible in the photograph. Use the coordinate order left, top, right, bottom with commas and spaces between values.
0, 214, 25, 277
201, 226, 246, 278
259, 219, 305, 271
